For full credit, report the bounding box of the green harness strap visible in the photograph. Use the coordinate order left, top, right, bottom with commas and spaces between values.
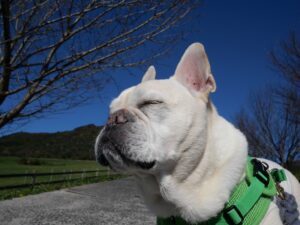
157, 157, 287, 225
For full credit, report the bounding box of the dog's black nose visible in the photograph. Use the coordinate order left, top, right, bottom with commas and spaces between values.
107, 109, 135, 126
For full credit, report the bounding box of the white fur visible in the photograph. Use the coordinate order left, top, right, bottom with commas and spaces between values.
142, 66, 156, 83
96, 43, 300, 224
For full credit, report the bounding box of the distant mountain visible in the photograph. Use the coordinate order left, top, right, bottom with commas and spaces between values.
0, 124, 102, 160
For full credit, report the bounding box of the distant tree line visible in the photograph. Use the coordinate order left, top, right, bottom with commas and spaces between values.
0, 124, 101, 160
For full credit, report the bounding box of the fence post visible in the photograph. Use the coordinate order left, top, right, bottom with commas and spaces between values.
63, 169, 66, 181
49, 169, 54, 182
69, 169, 73, 180
23, 170, 28, 184
31, 170, 36, 189
81, 169, 84, 180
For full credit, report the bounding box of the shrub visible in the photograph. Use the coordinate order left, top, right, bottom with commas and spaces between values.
18, 157, 45, 166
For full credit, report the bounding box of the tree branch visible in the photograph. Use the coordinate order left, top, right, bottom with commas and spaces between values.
0, 0, 12, 105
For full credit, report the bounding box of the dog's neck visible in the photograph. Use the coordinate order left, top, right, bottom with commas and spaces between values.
135, 102, 248, 223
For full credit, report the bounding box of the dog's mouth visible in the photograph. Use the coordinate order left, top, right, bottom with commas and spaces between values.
96, 137, 155, 171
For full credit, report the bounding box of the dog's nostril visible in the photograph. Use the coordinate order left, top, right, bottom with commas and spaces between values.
107, 109, 131, 126
115, 113, 127, 124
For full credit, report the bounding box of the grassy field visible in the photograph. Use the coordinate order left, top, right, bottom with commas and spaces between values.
0, 156, 123, 200
0, 156, 106, 186
0, 156, 102, 174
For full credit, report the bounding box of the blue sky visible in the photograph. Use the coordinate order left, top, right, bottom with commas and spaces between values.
14, 0, 300, 134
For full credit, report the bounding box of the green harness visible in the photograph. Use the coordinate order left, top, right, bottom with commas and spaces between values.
157, 157, 287, 225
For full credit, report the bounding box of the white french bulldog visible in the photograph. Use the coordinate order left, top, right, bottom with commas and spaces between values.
95, 43, 300, 225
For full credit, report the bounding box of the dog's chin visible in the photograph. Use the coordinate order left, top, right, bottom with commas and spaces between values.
96, 143, 155, 172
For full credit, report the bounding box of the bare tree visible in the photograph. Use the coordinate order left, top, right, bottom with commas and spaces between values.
0, 0, 199, 130
236, 90, 299, 168
236, 33, 300, 168
270, 32, 300, 124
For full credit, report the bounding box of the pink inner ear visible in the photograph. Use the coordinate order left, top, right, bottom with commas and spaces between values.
186, 72, 204, 91
177, 53, 206, 92
174, 43, 214, 95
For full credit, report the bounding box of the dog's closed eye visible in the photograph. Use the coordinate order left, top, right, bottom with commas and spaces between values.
138, 100, 163, 108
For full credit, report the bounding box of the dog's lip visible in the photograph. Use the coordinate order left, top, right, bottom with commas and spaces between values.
97, 140, 156, 170
97, 153, 110, 167
115, 148, 156, 170
137, 161, 156, 170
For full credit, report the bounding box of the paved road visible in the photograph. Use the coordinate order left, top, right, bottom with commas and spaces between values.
0, 177, 156, 225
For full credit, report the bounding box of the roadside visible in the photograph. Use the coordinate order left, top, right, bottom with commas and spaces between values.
0, 156, 124, 200
0, 177, 155, 225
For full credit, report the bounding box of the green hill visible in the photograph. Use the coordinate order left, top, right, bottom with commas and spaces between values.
0, 124, 102, 160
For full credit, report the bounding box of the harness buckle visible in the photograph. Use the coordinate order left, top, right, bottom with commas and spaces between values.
251, 159, 270, 187
223, 205, 244, 225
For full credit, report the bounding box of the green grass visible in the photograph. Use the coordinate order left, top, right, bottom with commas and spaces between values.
0, 174, 124, 200
0, 156, 107, 186
0, 156, 102, 174
0, 156, 123, 200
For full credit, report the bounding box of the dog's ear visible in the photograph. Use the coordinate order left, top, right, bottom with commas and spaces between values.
142, 66, 156, 83
173, 43, 216, 97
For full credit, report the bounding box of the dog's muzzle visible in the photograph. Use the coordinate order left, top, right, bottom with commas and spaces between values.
95, 109, 155, 170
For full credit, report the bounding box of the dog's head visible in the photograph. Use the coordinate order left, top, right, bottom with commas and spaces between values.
95, 43, 216, 174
